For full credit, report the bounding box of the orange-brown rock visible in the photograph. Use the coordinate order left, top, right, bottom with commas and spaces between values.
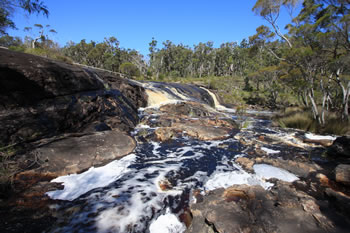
235, 157, 254, 171
188, 183, 339, 233
335, 164, 350, 186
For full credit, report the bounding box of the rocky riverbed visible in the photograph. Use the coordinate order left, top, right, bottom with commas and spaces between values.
1, 48, 350, 233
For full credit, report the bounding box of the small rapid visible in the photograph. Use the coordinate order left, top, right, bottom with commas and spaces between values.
46, 82, 328, 233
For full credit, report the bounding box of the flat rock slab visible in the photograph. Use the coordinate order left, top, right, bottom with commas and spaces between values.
35, 130, 135, 176
188, 183, 344, 233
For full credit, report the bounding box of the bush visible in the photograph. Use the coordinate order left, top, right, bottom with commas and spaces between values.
0, 145, 19, 193
274, 107, 350, 135
120, 62, 140, 77
24, 48, 73, 64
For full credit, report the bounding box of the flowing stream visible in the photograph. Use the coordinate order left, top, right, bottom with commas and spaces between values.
46, 82, 332, 233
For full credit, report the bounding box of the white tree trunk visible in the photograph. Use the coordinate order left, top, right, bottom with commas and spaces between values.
308, 91, 322, 125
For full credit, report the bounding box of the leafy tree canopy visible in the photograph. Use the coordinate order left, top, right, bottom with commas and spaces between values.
0, 0, 48, 35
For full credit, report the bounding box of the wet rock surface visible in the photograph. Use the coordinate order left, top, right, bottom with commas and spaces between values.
1, 48, 350, 233
327, 136, 350, 158
32, 130, 136, 176
0, 48, 146, 147
141, 102, 239, 141
0, 49, 146, 233
186, 123, 350, 233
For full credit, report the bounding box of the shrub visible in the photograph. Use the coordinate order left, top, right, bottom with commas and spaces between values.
24, 48, 73, 64
0, 145, 19, 193
120, 62, 140, 77
274, 107, 350, 135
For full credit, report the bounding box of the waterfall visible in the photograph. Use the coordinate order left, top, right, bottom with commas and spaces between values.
200, 87, 235, 112
145, 89, 182, 108
135, 82, 201, 108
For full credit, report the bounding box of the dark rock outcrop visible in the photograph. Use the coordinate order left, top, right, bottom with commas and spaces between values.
328, 136, 350, 158
0, 48, 148, 179
33, 130, 135, 176
0, 49, 148, 233
0, 48, 146, 147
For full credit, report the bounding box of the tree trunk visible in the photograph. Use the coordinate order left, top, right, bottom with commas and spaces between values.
308, 91, 322, 125
342, 81, 350, 120
199, 64, 203, 78
334, 69, 350, 120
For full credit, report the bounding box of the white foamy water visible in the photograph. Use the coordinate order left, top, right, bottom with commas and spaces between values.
253, 164, 299, 182
149, 209, 186, 233
200, 87, 235, 113
45, 86, 310, 232
47, 135, 235, 232
204, 170, 274, 191
305, 133, 337, 141
46, 154, 137, 201
261, 147, 280, 154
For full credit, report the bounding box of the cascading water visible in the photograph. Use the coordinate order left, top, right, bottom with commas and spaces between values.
46, 82, 326, 233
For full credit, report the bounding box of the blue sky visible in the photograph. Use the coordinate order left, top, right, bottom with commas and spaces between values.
8, 0, 298, 57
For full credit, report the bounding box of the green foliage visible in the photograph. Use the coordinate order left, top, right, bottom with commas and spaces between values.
0, 0, 49, 35
276, 111, 316, 131
120, 62, 140, 77
25, 47, 73, 63
63, 37, 146, 75
274, 107, 350, 135
0, 35, 22, 47
0, 145, 19, 190
322, 117, 350, 135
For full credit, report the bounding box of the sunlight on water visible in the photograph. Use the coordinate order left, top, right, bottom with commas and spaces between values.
46, 83, 307, 233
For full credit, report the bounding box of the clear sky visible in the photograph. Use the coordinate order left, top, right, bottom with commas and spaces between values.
8, 0, 297, 57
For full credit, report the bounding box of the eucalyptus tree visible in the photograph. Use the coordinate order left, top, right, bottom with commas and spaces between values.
252, 0, 322, 124
193, 41, 215, 78
24, 23, 56, 48
252, 0, 350, 123
297, 0, 350, 120
0, 0, 48, 35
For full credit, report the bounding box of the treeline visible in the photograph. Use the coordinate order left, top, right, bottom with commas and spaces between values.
63, 38, 147, 76
0, 33, 147, 77
0, 0, 349, 127
148, 39, 278, 79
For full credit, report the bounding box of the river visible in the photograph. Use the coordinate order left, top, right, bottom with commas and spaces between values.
45, 82, 332, 233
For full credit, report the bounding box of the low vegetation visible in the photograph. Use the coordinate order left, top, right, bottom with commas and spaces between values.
0, 145, 19, 194
274, 107, 350, 135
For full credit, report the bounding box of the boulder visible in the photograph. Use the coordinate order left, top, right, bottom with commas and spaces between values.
328, 136, 350, 158
188, 183, 339, 233
235, 157, 254, 171
335, 164, 350, 186
31, 130, 136, 176
325, 188, 350, 216
0, 48, 146, 146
